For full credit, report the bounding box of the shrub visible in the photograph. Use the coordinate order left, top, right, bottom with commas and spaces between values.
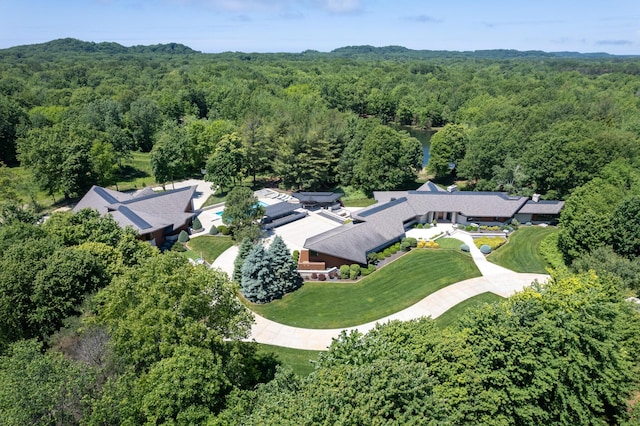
340, 265, 350, 279
360, 267, 371, 277
292, 249, 300, 263
209, 225, 219, 235
191, 217, 203, 231
417, 223, 423, 229
511, 218, 520, 229
349, 270, 359, 280
480, 244, 492, 254
377, 252, 385, 261
424, 240, 440, 249
383, 248, 392, 258
400, 240, 412, 251
218, 225, 230, 235
367, 252, 379, 264
170, 242, 186, 252
474, 236, 506, 250
389, 245, 398, 255
311, 272, 318, 280
349, 264, 361, 275
368, 264, 376, 273
318, 273, 326, 281
177, 230, 189, 243
417, 240, 426, 249
424, 223, 431, 228
460, 244, 470, 252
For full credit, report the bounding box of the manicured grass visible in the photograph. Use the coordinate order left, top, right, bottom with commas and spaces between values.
435, 292, 504, 329
436, 237, 466, 251
185, 235, 234, 264
256, 344, 322, 377
249, 250, 481, 329
488, 226, 559, 273
202, 193, 227, 207
342, 198, 376, 207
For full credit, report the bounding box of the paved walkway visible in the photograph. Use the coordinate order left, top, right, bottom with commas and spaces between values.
246, 229, 549, 351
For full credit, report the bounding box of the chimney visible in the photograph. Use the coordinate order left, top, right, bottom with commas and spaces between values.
532, 193, 540, 202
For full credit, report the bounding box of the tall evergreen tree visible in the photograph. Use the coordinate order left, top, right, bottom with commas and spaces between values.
240, 245, 275, 304
267, 236, 302, 295
233, 238, 254, 283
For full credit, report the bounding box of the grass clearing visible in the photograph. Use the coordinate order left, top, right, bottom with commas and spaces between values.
256, 344, 322, 377
185, 235, 234, 264
435, 292, 504, 329
488, 226, 559, 273
249, 250, 481, 329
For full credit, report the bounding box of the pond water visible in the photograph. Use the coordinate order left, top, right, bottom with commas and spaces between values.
392, 125, 436, 167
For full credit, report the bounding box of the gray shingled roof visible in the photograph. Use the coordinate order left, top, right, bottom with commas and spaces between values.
518, 200, 565, 215
73, 185, 196, 235
415, 180, 447, 192
305, 189, 563, 264
291, 192, 342, 204
264, 201, 299, 219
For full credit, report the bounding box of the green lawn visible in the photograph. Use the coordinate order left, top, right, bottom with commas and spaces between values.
435, 292, 504, 329
342, 198, 376, 207
202, 193, 227, 207
249, 250, 481, 329
112, 151, 156, 192
185, 235, 234, 264
488, 226, 559, 273
256, 344, 322, 377
436, 237, 466, 251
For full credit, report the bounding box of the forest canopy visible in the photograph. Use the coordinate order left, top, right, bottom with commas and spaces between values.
2, 39, 640, 424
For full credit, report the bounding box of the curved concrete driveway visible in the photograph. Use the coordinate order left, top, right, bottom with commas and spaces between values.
246, 230, 549, 351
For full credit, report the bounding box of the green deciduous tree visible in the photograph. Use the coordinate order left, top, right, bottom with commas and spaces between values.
222, 186, 264, 241
205, 132, 245, 192
95, 253, 252, 371
427, 123, 467, 177
150, 122, 188, 188
0, 94, 27, 166
610, 195, 640, 258
353, 125, 423, 194
0, 339, 93, 425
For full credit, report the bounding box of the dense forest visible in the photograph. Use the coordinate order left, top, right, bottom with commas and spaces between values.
1, 39, 640, 424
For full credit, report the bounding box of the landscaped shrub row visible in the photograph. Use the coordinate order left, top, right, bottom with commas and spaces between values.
412, 223, 432, 229
417, 240, 440, 249
458, 223, 514, 233
474, 236, 506, 250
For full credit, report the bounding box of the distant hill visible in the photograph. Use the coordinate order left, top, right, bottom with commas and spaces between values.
329, 45, 623, 59
0, 38, 199, 57
0, 39, 635, 61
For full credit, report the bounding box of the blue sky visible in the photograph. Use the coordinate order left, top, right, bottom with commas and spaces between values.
0, 0, 638, 54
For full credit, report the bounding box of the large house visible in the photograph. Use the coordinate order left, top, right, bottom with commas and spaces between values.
303, 182, 564, 267
73, 185, 197, 246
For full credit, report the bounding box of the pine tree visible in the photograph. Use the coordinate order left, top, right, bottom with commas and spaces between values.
233, 238, 254, 283
240, 245, 275, 303
268, 236, 303, 295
